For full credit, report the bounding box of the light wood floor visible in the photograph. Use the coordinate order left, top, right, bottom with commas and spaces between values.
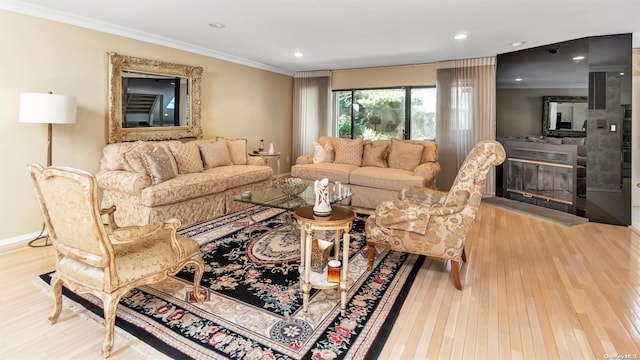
2, 203, 639, 359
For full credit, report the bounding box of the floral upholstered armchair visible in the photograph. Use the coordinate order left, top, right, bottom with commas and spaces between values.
365, 140, 505, 289
28, 164, 205, 358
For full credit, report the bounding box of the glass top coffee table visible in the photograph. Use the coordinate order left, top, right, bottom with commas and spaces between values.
233, 180, 353, 237
234, 182, 352, 211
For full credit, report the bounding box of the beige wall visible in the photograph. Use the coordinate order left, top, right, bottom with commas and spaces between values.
332, 63, 436, 89
0, 10, 292, 242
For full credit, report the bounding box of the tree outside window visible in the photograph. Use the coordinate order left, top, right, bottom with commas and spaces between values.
332, 86, 436, 140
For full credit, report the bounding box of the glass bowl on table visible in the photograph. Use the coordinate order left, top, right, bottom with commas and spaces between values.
274, 178, 310, 197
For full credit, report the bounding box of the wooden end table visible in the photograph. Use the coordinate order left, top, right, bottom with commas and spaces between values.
293, 205, 355, 315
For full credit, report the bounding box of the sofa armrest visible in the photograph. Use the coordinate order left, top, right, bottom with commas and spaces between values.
400, 185, 447, 205
413, 162, 441, 184
296, 154, 313, 165
247, 156, 266, 166
96, 170, 151, 195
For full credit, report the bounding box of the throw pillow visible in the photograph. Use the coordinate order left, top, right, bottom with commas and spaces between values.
312, 141, 335, 164
167, 142, 204, 174
388, 138, 423, 171
199, 141, 232, 169
141, 147, 177, 185
216, 137, 248, 165
362, 142, 388, 168
121, 141, 151, 173
332, 138, 364, 166
157, 143, 180, 175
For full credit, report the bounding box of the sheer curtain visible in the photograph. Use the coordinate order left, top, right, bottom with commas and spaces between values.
292, 71, 332, 161
436, 57, 496, 194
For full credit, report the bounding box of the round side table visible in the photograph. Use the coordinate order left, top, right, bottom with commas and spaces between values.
248, 152, 281, 178
293, 205, 355, 315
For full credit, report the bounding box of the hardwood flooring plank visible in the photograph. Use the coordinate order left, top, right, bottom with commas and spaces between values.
3, 203, 640, 359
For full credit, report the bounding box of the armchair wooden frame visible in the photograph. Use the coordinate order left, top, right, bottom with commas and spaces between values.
365, 140, 505, 290
29, 164, 205, 357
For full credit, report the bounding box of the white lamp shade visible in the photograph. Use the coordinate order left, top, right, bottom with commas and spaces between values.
19, 92, 77, 124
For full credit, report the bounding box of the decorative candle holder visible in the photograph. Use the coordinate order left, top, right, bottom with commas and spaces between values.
327, 260, 341, 283
310, 239, 333, 273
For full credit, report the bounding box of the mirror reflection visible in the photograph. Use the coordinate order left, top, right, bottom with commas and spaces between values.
122, 71, 189, 128
542, 96, 587, 136
108, 52, 203, 143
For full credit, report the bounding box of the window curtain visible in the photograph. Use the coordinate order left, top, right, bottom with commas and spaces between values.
436, 57, 497, 194
292, 71, 332, 161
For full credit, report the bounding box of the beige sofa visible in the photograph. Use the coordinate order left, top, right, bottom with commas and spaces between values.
291, 136, 440, 209
97, 138, 272, 228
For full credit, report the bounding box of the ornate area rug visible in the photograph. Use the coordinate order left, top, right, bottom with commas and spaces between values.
37, 206, 424, 359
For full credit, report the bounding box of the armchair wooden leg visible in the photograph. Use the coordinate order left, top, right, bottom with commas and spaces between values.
451, 260, 462, 290
367, 243, 376, 270
190, 256, 205, 304
101, 294, 119, 358
48, 275, 63, 324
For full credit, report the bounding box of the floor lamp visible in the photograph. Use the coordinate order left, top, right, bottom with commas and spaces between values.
19, 92, 77, 247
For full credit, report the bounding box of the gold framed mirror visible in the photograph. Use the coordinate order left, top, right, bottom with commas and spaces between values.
107, 52, 203, 143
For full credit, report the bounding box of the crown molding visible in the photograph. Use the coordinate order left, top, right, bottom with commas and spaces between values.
0, 1, 293, 76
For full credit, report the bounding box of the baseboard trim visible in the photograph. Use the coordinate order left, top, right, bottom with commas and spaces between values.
0, 230, 48, 248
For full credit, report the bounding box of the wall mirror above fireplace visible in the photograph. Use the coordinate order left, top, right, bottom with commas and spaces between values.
107, 52, 203, 143
542, 95, 588, 137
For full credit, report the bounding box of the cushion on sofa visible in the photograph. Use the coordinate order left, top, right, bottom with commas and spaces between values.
200, 141, 232, 169
217, 137, 248, 165
101, 142, 136, 171
387, 138, 423, 171
562, 137, 585, 145
313, 141, 335, 164
122, 141, 152, 173
157, 143, 180, 175
141, 146, 177, 185
350, 167, 426, 191
168, 142, 204, 174
139, 172, 227, 207
332, 138, 364, 166
291, 162, 357, 184
362, 142, 388, 168
204, 165, 273, 189
96, 170, 152, 195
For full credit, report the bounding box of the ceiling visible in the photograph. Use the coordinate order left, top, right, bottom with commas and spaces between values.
497, 34, 633, 89
1, 0, 638, 75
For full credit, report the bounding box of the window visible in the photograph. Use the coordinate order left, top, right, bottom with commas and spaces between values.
332, 86, 436, 140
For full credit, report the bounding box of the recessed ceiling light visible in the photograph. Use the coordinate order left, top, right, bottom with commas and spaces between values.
573, 55, 586, 61
293, 51, 303, 58
510, 41, 525, 47
454, 33, 467, 40
208, 23, 225, 29
620, 72, 625, 76
514, 78, 523, 82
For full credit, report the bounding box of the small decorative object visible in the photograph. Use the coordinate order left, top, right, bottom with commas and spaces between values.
274, 177, 309, 196
313, 178, 332, 216
310, 239, 333, 273
313, 178, 331, 216
333, 181, 342, 197
241, 190, 252, 199
327, 260, 341, 283
268, 142, 275, 154
258, 139, 265, 152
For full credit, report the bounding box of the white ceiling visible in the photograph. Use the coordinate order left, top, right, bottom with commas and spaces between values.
1, 0, 638, 75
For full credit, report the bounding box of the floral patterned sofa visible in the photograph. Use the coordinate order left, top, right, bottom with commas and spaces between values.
291, 136, 440, 209
97, 138, 272, 228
